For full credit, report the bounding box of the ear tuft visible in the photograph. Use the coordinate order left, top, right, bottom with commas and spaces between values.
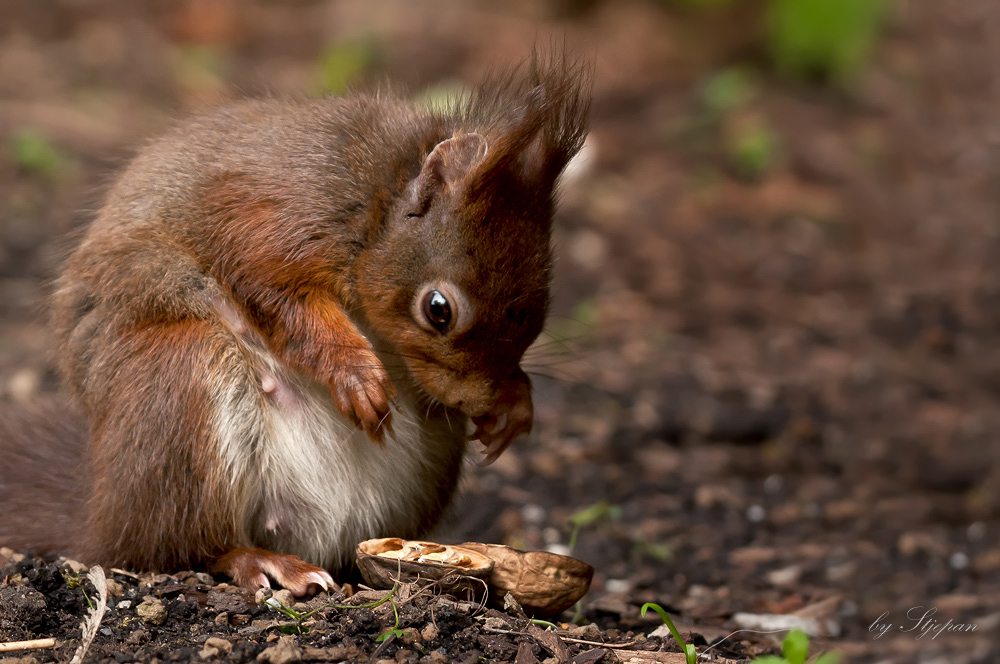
410, 133, 487, 214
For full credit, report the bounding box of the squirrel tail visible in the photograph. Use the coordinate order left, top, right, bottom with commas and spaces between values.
0, 399, 88, 558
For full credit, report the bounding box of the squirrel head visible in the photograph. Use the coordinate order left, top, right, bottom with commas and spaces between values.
355, 59, 589, 421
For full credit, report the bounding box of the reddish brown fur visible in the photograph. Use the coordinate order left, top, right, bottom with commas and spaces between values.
81, 319, 240, 570
200, 176, 395, 440
0, 54, 590, 590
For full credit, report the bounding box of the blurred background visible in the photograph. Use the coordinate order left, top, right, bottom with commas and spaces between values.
1, 0, 998, 660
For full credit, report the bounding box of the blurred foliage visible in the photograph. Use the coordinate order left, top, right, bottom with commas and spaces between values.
725, 114, 778, 181
315, 40, 377, 95
665, 0, 889, 84
171, 44, 229, 92
694, 68, 779, 181
767, 0, 889, 83
569, 499, 623, 529
701, 66, 756, 118
666, 0, 739, 7
8, 130, 69, 181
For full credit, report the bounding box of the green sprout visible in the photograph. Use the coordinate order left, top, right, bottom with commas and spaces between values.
264, 597, 314, 634
641, 603, 696, 664
330, 578, 411, 643
567, 500, 622, 552
750, 628, 842, 664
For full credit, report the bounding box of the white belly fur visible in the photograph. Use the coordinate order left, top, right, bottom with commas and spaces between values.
210, 318, 464, 570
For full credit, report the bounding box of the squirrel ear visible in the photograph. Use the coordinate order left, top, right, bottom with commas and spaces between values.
410, 133, 488, 214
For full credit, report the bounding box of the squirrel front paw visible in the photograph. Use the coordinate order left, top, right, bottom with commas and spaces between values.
330, 348, 396, 444
469, 373, 533, 465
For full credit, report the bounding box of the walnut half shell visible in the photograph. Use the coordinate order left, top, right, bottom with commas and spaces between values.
356, 538, 494, 600
461, 542, 594, 615
356, 538, 594, 615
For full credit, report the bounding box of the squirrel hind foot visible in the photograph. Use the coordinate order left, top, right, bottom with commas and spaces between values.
212, 547, 337, 597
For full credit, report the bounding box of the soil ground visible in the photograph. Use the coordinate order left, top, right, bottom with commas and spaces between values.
1, 1, 999, 662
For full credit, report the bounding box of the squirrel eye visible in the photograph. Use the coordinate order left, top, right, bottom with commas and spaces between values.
421, 290, 452, 332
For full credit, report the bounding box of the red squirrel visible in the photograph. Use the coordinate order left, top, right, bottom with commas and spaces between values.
0, 56, 589, 595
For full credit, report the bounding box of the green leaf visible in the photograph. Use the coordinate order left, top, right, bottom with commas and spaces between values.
376, 628, 410, 643
276, 624, 306, 635
782, 628, 809, 664
316, 40, 376, 95
640, 603, 695, 664
568, 500, 621, 528
766, 0, 888, 83
813, 653, 843, 664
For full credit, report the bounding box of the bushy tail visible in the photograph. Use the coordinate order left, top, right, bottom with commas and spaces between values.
0, 399, 88, 557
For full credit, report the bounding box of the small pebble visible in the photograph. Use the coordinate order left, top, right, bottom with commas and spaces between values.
967, 522, 986, 542
271, 589, 295, 608
420, 623, 439, 641
747, 505, 766, 523
522, 504, 546, 526
950, 552, 969, 570
136, 596, 167, 625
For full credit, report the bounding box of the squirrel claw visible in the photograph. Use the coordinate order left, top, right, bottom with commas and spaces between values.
213, 548, 338, 598
330, 356, 396, 444
470, 375, 533, 465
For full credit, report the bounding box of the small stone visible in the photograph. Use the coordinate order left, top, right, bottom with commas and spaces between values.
565, 623, 601, 640
200, 637, 233, 659
62, 559, 87, 574
105, 578, 124, 598
1, 657, 39, 664
950, 552, 970, 570
230, 614, 252, 626
208, 590, 251, 614
214, 612, 229, 626
420, 623, 439, 641
256, 636, 301, 664
271, 589, 295, 608
483, 615, 510, 631
137, 596, 167, 625
206, 637, 233, 653
766, 565, 802, 588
